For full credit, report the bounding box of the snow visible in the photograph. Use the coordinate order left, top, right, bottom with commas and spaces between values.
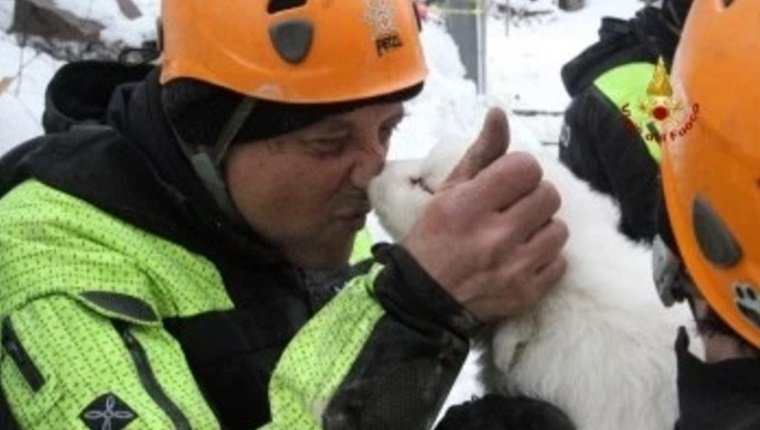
0, 32, 62, 150
487, 0, 639, 143
0, 0, 159, 152
48, 0, 159, 45
0, 0, 647, 425
0, 1, 57, 150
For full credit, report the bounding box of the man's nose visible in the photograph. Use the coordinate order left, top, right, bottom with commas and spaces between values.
350, 139, 387, 189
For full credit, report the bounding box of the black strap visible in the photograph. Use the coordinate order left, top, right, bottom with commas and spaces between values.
212, 98, 257, 165
0, 388, 20, 429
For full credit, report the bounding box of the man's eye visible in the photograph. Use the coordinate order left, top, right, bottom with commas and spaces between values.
308, 138, 347, 156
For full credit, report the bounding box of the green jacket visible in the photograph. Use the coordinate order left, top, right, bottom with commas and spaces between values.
0, 62, 478, 429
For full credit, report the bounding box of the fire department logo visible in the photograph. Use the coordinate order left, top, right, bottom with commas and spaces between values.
364, 0, 404, 56
622, 57, 699, 148
640, 57, 684, 131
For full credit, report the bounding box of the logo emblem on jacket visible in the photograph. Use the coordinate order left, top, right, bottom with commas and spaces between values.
638, 57, 686, 134
80, 393, 137, 430
621, 56, 700, 159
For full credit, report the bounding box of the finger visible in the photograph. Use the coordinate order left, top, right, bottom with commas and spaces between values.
484, 223, 567, 317
521, 219, 569, 272
498, 180, 562, 243
444, 108, 510, 185
460, 151, 543, 215
467, 262, 558, 321
499, 253, 567, 318
529, 254, 567, 296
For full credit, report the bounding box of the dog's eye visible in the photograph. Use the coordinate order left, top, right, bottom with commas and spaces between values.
410, 177, 434, 195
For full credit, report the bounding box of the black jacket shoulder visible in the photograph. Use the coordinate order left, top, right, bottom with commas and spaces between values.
561, 2, 687, 96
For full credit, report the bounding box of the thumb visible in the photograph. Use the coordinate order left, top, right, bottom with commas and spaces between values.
445, 107, 510, 185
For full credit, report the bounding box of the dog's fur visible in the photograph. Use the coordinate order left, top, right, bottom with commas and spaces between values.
368, 123, 697, 430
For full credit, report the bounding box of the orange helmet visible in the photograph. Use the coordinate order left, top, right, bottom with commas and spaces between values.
160, 0, 427, 103
661, 0, 760, 348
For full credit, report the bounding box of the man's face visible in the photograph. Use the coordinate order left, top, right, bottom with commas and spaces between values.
225, 102, 405, 270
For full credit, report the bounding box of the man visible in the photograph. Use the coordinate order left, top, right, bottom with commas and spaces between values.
558, 0, 692, 242
0, 0, 567, 428
653, 0, 760, 428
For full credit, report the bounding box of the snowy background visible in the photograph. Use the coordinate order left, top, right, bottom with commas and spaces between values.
0, 0, 646, 424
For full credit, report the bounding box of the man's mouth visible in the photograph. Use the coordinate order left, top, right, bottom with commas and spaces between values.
333, 201, 372, 219
333, 207, 369, 231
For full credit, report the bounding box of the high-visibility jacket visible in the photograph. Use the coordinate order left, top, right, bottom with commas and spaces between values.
0, 61, 478, 430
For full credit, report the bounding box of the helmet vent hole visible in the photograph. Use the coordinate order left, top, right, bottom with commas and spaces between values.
722, 0, 735, 7
692, 196, 742, 268
268, 0, 307, 14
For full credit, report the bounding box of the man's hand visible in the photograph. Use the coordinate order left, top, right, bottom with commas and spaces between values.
402, 108, 568, 322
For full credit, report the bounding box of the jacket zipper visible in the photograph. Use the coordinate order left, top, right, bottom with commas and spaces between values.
114, 321, 191, 430
2, 318, 44, 392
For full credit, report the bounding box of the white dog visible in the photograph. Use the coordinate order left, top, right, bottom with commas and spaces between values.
368, 119, 698, 430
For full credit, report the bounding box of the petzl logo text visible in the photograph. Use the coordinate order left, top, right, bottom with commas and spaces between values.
365, 0, 404, 56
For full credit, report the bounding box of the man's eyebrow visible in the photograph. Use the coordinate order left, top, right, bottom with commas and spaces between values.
307, 106, 406, 133
312, 117, 353, 132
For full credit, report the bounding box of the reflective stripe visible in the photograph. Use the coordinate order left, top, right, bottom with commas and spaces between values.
594, 62, 663, 162
267, 264, 385, 428
349, 229, 374, 265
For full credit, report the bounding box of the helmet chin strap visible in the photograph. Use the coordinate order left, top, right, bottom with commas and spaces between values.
170, 98, 257, 227
652, 235, 702, 311
211, 98, 257, 165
